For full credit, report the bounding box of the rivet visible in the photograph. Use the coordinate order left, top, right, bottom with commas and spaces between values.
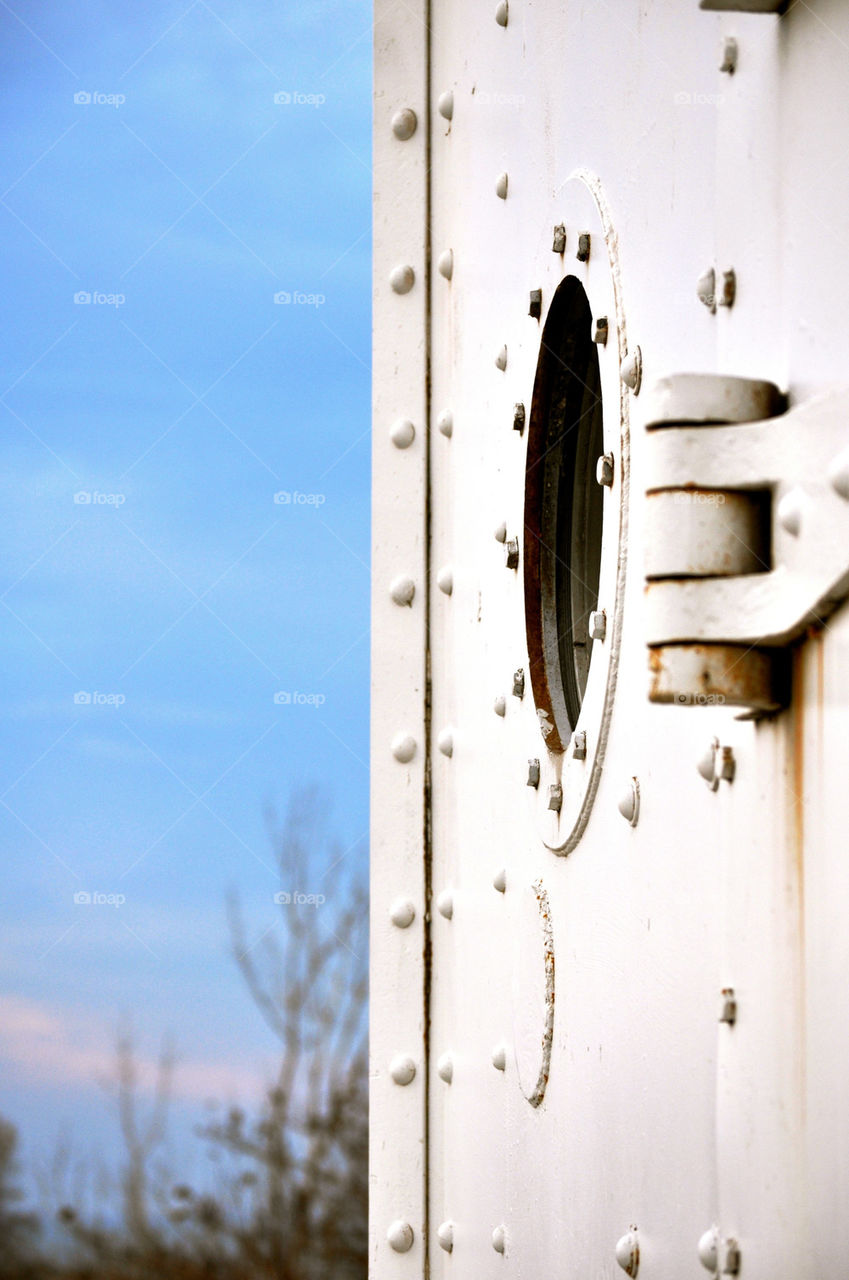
697, 266, 717, 313
437, 409, 453, 438
389, 264, 415, 295
593, 317, 609, 346
495, 345, 508, 371
437, 890, 454, 920
527, 759, 540, 789
492, 868, 506, 893
494, 695, 507, 717
827, 446, 849, 500
437, 566, 454, 595
389, 574, 415, 607
494, 522, 507, 543
552, 223, 566, 254
697, 1227, 719, 1272
718, 268, 736, 308
722, 1239, 740, 1275
387, 1220, 414, 1253
512, 668, 525, 699
389, 1054, 417, 1085
619, 347, 642, 393
596, 453, 614, 487
697, 738, 720, 792
437, 1222, 454, 1253
492, 1224, 507, 1253
391, 732, 416, 763
491, 1045, 507, 1071
495, 171, 509, 200
390, 418, 415, 449
437, 728, 454, 757
529, 288, 542, 320
495, 0, 508, 26
615, 1228, 639, 1277
438, 248, 454, 280
572, 730, 587, 760
437, 1052, 454, 1083
513, 402, 526, 432
589, 609, 607, 641
389, 898, 415, 929
505, 538, 519, 569
548, 783, 562, 813
777, 486, 804, 536
719, 987, 737, 1025
391, 108, 417, 140
617, 778, 639, 826
577, 232, 591, 262
437, 90, 454, 121
719, 36, 738, 73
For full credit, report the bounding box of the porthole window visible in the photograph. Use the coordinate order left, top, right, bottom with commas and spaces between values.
523, 276, 604, 754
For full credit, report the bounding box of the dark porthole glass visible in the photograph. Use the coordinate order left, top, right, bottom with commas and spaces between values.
523, 275, 605, 754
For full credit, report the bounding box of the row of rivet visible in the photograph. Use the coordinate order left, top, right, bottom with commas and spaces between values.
387, 1220, 508, 1256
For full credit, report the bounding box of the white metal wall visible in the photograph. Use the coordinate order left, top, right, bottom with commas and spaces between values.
372, 3, 849, 1278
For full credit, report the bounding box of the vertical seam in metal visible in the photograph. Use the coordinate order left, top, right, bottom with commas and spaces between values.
422, 0, 433, 1275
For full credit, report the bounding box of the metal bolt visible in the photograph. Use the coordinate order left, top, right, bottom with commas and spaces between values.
719, 36, 738, 73
492, 1224, 507, 1254
719, 987, 737, 1025
572, 730, 587, 760
697, 266, 717, 313
437, 90, 454, 121
389, 575, 415, 607
778, 486, 804, 536
527, 759, 540, 789
552, 223, 566, 254
589, 609, 607, 641
719, 746, 736, 783
577, 232, 591, 262
495, 344, 508, 371
494, 522, 507, 543
436, 1052, 453, 1083
495, 171, 508, 199
389, 264, 415, 295
619, 346, 642, 393
389, 898, 415, 929
495, 0, 508, 26
491, 1045, 507, 1071
512, 668, 525, 699
437, 890, 454, 920
697, 739, 720, 792
387, 1220, 414, 1253
437, 409, 453, 438
615, 1229, 639, 1278
596, 453, 614, 487
505, 538, 519, 569
492, 868, 506, 893
437, 728, 454, 757
697, 1227, 719, 1273
722, 1239, 740, 1276
390, 418, 415, 449
389, 1054, 417, 1085
436, 565, 454, 595
513, 402, 526, 432
437, 248, 454, 280
493, 695, 506, 717
593, 316, 609, 345
548, 783, 562, 813
437, 1222, 454, 1254
391, 732, 416, 763
391, 108, 417, 140
529, 288, 542, 320
617, 778, 639, 826
718, 268, 736, 308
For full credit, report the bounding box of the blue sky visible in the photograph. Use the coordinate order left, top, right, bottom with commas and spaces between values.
0, 0, 371, 1193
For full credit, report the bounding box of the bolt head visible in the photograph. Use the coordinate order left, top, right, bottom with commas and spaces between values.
391, 732, 416, 763
548, 783, 562, 813
493, 695, 507, 717
495, 344, 508, 371
436, 1052, 453, 1083
494, 521, 507, 543
389, 898, 415, 929
495, 0, 508, 25
437, 728, 454, 758
491, 1044, 507, 1071
512, 668, 525, 698
778, 486, 804, 536
437, 1222, 454, 1253
391, 108, 417, 140
495, 171, 508, 199
617, 779, 639, 826
596, 453, 615, 487
697, 1227, 719, 1272
552, 223, 566, 254
529, 289, 542, 320
513, 402, 526, 432
572, 730, 587, 760
718, 268, 736, 308
615, 1229, 639, 1277
722, 1239, 740, 1275
492, 1224, 507, 1254
437, 90, 454, 120
436, 890, 454, 920
827, 445, 849, 499
527, 759, 540, 789
389, 574, 416, 607
719, 987, 737, 1025
619, 347, 642, 393
389, 1054, 417, 1086
577, 232, 591, 262
436, 566, 454, 595
589, 609, 607, 641
436, 409, 453, 438
697, 739, 720, 791
437, 248, 454, 280
697, 266, 717, 312
389, 264, 415, 295
390, 418, 415, 449
593, 316, 609, 345
387, 1220, 414, 1253
492, 868, 506, 893
505, 538, 520, 570
719, 36, 737, 73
